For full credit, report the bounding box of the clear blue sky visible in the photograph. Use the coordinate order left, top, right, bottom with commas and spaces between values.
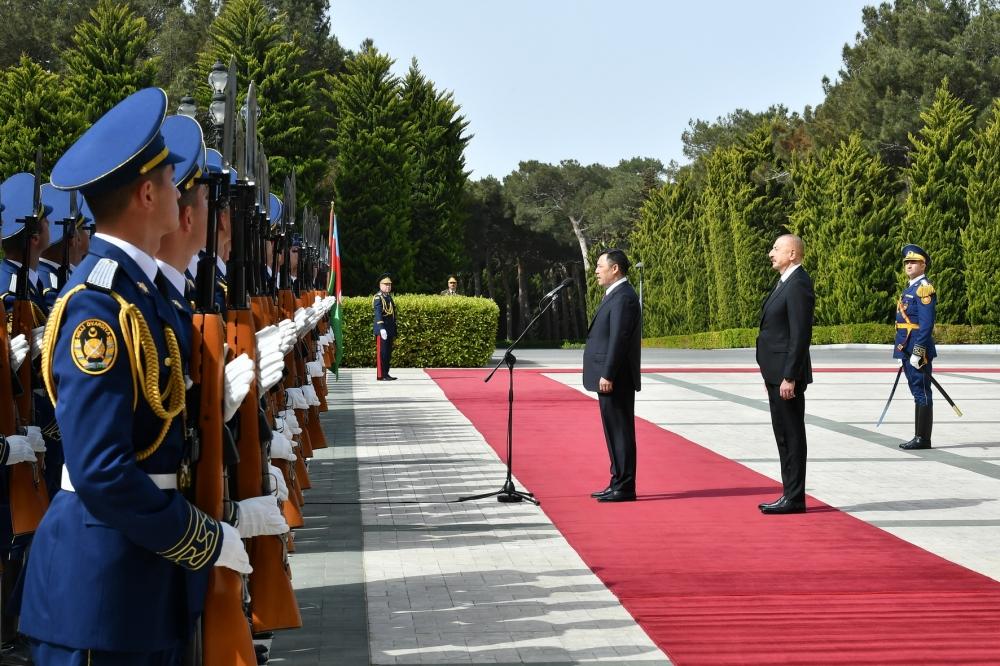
330, 1, 873, 180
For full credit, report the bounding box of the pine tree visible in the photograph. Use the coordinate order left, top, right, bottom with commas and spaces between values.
0, 56, 85, 177
62, 0, 157, 124
329, 43, 414, 294
902, 79, 974, 323
198, 0, 328, 209
400, 60, 471, 293
963, 99, 1000, 324
699, 147, 740, 330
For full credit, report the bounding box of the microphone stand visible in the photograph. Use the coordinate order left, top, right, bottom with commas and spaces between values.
459, 290, 566, 505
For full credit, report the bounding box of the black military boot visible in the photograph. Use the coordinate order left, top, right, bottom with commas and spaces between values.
900, 404, 932, 450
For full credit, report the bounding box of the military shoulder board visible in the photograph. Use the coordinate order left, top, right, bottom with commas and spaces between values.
8, 275, 16, 293
48, 273, 59, 289
86, 258, 119, 293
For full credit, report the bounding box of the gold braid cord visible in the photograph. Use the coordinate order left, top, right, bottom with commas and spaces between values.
42, 286, 185, 461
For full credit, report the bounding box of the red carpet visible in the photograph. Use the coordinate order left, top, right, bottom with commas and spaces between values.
427, 369, 1000, 665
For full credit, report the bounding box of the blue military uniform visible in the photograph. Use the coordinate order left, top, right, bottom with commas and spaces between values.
894, 244, 936, 450
37, 183, 92, 311
20, 88, 224, 665
373, 273, 397, 380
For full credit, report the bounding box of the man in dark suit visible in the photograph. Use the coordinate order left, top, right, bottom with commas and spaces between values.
583, 249, 642, 502
756, 234, 815, 515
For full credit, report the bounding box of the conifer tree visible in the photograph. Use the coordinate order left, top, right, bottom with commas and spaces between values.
0, 56, 85, 177
963, 99, 1000, 324
903, 79, 974, 323
329, 43, 414, 293
699, 147, 740, 330
400, 60, 471, 293
62, 0, 157, 124
198, 0, 328, 208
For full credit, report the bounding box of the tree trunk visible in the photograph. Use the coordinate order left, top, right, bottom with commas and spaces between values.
483, 252, 495, 300
473, 267, 482, 297
499, 262, 513, 340
569, 215, 590, 273
516, 256, 531, 337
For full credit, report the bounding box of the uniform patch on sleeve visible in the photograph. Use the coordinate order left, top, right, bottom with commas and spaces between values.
70, 318, 118, 375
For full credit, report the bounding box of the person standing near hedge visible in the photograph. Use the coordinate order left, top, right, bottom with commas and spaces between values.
895, 244, 937, 450
440, 276, 459, 296
374, 272, 398, 381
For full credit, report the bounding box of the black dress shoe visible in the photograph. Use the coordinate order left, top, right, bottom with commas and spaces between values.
758, 496, 785, 510
590, 486, 613, 498
598, 490, 636, 502
384, 375, 398, 381
899, 437, 930, 450
759, 497, 806, 514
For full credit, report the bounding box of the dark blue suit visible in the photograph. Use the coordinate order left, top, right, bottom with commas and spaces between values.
373, 292, 397, 379
894, 277, 936, 406
20, 237, 223, 656
583, 280, 641, 494
36, 259, 64, 311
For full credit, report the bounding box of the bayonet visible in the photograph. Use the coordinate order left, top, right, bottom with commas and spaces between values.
221, 56, 236, 168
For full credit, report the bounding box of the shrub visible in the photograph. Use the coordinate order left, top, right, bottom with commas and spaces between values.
340, 294, 499, 368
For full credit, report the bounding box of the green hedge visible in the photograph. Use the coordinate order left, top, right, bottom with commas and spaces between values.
340, 295, 499, 368
644, 323, 1000, 349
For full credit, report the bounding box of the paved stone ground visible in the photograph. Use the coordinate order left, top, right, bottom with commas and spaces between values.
270, 347, 1000, 664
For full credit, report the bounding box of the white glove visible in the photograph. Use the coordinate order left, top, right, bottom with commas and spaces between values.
909, 354, 921, 368
280, 410, 302, 435
215, 521, 252, 574
306, 361, 324, 378
277, 319, 297, 354
30, 326, 45, 360
4, 436, 37, 465
379, 328, 387, 341
8, 334, 28, 372
285, 387, 308, 410
236, 495, 288, 538
293, 308, 310, 335
255, 326, 282, 357
23, 425, 44, 453
223, 354, 255, 422
269, 429, 296, 461
301, 384, 321, 407
268, 463, 289, 502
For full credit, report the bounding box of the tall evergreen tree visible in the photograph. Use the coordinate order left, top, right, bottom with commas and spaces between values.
62, 0, 157, 124
0, 56, 85, 177
699, 146, 741, 330
963, 99, 1000, 324
198, 0, 328, 208
792, 135, 901, 325
328, 43, 413, 294
400, 59, 471, 293
903, 79, 974, 323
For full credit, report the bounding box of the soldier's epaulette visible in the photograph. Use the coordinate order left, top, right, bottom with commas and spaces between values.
8, 274, 16, 293
916, 282, 935, 298
85, 258, 119, 293
48, 273, 59, 290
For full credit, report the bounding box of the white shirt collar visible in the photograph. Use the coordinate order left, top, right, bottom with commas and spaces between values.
187, 254, 200, 279
605, 276, 628, 296
95, 232, 158, 283
156, 260, 186, 296
5, 259, 40, 290
780, 263, 801, 283
908, 274, 925, 287
216, 256, 227, 277
38, 257, 60, 270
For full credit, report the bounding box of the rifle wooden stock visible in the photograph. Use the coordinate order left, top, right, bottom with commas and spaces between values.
293, 454, 309, 498
312, 376, 329, 412
227, 308, 301, 632
272, 459, 304, 529
191, 312, 257, 665
10, 299, 49, 535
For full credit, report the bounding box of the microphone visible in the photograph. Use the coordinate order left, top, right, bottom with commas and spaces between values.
635, 262, 644, 269
541, 277, 574, 301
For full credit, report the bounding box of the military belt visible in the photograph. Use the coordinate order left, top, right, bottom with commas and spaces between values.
895, 322, 920, 331
62, 467, 178, 492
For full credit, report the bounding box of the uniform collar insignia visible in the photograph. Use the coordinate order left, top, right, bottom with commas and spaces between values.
137, 281, 150, 294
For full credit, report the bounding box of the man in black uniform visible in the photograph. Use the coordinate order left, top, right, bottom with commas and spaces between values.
373, 272, 397, 381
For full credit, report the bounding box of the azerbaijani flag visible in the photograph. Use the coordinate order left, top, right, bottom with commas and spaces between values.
327, 202, 344, 378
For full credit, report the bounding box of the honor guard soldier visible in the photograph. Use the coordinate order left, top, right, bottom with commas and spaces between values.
373, 272, 397, 380
0, 173, 51, 317
894, 244, 937, 450
19, 87, 251, 666
37, 184, 91, 310
191, 149, 234, 315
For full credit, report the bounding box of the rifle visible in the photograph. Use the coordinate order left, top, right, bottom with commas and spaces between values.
230, 83, 301, 634
10, 153, 50, 536
188, 57, 257, 666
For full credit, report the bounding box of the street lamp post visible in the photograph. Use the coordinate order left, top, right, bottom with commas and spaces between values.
208, 60, 229, 149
